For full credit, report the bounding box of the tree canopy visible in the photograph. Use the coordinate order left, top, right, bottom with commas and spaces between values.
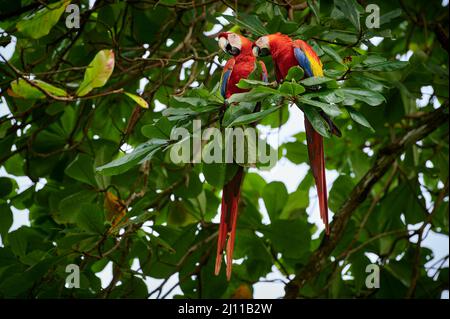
0, 0, 448, 299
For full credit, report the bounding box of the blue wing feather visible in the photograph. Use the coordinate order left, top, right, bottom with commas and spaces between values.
220, 70, 232, 98
293, 47, 313, 78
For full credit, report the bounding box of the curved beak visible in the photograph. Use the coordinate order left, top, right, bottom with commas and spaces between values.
255, 45, 270, 57
218, 35, 241, 56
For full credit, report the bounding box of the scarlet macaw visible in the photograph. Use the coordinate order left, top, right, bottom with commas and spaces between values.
216, 32, 268, 280
253, 33, 341, 235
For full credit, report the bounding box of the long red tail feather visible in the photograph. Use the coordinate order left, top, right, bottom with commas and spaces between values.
304, 118, 330, 235
215, 166, 244, 280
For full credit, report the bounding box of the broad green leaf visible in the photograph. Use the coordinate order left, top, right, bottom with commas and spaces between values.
340, 88, 385, 106
300, 104, 331, 138
75, 204, 105, 234
0, 204, 13, 239
202, 162, 239, 189
96, 139, 167, 176
262, 181, 288, 221
279, 189, 309, 220
283, 141, 308, 164
264, 219, 311, 259
285, 66, 305, 81
10, 79, 68, 99
329, 175, 355, 213
16, 1, 69, 39
279, 81, 305, 96
307, 0, 320, 22
228, 106, 281, 127
222, 102, 255, 127
124, 92, 148, 108
65, 154, 98, 187
346, 106, 375, 131
334, 0, 362, 31
296, 96, 342, 117
236, 79, 271, 90
0, 177, 13, 197
56, 190, 98, 224
303, 89, 346, 104
222, 14, 267, 36
321, 45, 343, 64
228, 87, 273, 103
172, 96, 208, 107
356, 60, 409, 72
300, 76, 334, 86
77, 50, 115, 96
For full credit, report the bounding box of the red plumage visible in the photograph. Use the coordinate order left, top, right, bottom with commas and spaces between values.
262, 33, 331, 235
215, 32, 269, 279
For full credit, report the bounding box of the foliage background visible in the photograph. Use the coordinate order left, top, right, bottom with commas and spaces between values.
0, 0, 448, 298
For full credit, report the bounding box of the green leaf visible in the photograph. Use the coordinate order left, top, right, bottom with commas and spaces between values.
77, 50, 115, 97
279, 81, 305, 96
300, 76, 334, 86
0, 204, 13, 239
283, 141, 308, 164
222, 102, 255, 127
96, 139, 167, 176
334, 0, 361, 31
307, 0, 320, 22
16, 1, 69, 39
227, 87, 273, 103
10, 79, 68, 99
56, 190, 98, 224
340, 88, 385, 106
329, 175, 355, 213
227, 106, 281, 127
356, 60, 409, 72
236, 79, 271, 90
264, 219, 311, 259
172, 96, 208, 107
124, 92, 148, 108
279, 189, 309, 219
285, 66, 305, 81
346, 106, 375, 132
296, 96, 342, 117
300, 104, 331, 138
74, 204, 105, 234
0, 177, 13, 198
321, 45, 343, 64
202, 163, 239, 189
65, 154, 98, 187
262, 181, 288, 221
303, 89, 345, 104
222, 14, 267, 36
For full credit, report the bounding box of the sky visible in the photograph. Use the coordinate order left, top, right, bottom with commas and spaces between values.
0, 2, 448, 299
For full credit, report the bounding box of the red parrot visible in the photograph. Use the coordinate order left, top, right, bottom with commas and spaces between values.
216, 32, 268, 280
253, 33, 341, 235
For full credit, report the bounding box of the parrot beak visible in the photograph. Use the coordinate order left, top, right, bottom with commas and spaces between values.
254, 37, 271, 57
218, 33, 242, 56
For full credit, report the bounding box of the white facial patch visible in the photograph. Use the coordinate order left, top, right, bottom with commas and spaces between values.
255, 36, 270, 50
218, 37, 228, 52
227, 33, 242, 50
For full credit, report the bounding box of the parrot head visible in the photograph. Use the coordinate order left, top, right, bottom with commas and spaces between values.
253, 33, 291, 57
218, 32, 252, 56
252, 35, 271, 57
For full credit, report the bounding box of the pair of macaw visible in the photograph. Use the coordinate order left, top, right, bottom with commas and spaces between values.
215, 32, 340, 280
